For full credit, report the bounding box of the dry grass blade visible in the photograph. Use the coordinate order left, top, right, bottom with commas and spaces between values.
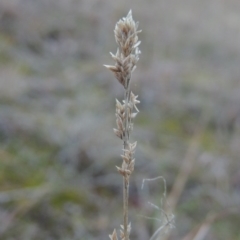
104, 10, 141, 240
182, 208, 240, 240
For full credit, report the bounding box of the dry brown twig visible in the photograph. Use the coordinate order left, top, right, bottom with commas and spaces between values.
104, 10, 141, 240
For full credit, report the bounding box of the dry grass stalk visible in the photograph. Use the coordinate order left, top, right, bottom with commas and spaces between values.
104, 10, 141, 240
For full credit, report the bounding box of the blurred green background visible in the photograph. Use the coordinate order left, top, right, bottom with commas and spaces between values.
0, 0, 240, 239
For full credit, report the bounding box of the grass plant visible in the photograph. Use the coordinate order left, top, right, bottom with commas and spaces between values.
104, 10, 141, 240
